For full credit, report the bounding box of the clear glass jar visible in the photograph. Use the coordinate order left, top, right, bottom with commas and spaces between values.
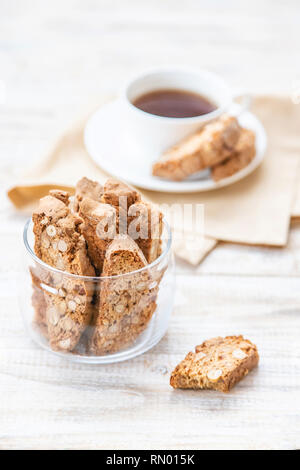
20, 218, 175, 363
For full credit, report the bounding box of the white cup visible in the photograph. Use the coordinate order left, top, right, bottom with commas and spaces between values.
122, 67, 249, 159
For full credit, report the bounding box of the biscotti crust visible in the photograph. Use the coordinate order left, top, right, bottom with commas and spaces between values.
170, 335, 259, 392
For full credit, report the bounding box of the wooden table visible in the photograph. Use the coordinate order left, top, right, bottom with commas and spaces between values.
0, 0, 299, 450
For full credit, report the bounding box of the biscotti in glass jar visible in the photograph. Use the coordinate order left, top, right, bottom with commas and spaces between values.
20, 178, 175, 363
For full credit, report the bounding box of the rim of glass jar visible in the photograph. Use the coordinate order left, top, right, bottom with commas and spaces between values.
23, 217, 172, 281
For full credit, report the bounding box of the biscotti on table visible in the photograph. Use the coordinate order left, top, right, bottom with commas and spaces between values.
30, 177, 164, 355
170, 335, 259, 392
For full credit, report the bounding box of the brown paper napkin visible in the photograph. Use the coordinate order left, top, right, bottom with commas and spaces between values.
7, 96, 300, 263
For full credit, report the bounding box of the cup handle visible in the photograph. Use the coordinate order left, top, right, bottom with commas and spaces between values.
230, 90, 252, 117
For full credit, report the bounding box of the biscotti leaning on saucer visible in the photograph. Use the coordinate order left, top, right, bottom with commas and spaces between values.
211, 128, 256, 182
152, 114, 256, 182
170, 335, 259, 392
30, 177, 164, 354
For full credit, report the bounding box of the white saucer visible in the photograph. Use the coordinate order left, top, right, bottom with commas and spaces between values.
84, 100, 267, 193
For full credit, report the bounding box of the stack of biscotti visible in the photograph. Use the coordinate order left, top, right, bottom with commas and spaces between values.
79, 178, 163, 355
31, 177, 164, 354
152, 114, 256, 182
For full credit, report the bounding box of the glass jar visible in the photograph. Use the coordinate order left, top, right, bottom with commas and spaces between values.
19, 218, 175, 363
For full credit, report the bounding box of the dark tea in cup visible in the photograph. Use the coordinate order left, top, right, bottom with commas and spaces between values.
133, 89, 217, 118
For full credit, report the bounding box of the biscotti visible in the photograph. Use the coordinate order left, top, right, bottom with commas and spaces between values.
101, 178, 141, 235
152, 115, 241, 181
79, 197, 117, 273
73, 177, 103, 212
211, 129, 256, 182
30, 267, 48, 339
103, 181, 163, 263
30, 177, 166, 356
170, 335, 259, 392
101, 178, 141, 210
89, 234, 158, 354
128, 201, 163, 263
32, 194, 95, 352
49, 189, 70, 205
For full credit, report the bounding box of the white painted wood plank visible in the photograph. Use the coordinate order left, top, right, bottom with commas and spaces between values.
0, 274, 299, 449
